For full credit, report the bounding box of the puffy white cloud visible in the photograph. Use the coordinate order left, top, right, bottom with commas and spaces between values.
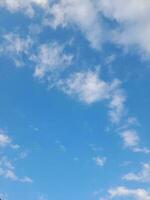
99, 0, 150, 22
48, 0, 150, 54
98, 0, 150, 56
58, 70, 110, 104
48, 0, 102, 49
108, 186, 150, 200
120, 129, 150, 154
31, 42, 73, 79
123, 163, 150, 182
2, 0, 150, 56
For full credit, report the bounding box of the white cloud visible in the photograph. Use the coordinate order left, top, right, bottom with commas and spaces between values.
123, 163, 150, 182
120, 129, 150, 154
98, 0, 150, 56
0, 130, 11, 147
0, 157, 14, 171
133, 147, 150, 154
48, 0, 102, 49
121, 129, 139, 148
19, 150, 29, 159
0, 33, 32, 67
108, 80, 126, 124
58, 70, 110, 104
20, 176, 34, 183
0, 0, 103, 48
5, 169, 18, 181
0, 156, 33, 183
0, 0, 48, 17
0, 34, 73, 79
0, 129, 32, 184
31, 42, 73, 79
47, 0, 150, 54
108, 186, 150, 200
0, 157, 16, 180
59, 70, 125, 123
3, 33, 31, 54
0, 129, 20, 149
93, 156, 106, 167
2, 0, 150, 57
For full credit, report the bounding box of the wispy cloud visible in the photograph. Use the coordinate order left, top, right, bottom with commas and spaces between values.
0, 33, 32, 67
55, 140, 67, 152
31, 42, 73, 79
2, 0, 150, 58
120, 129, 150, 154
93, 156, 106, 167
0, 129, 33, 184
0, 156, 33, 183
0, 129, 19, 149
59, 70, 126, 124
0, 130, 11, 147
123, 163, 150, 183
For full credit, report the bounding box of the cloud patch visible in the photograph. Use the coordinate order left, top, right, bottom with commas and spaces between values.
123, 163, 150, 183
59, 70, 126, 124
0, 33, 32, 67
108, 186, 150, 200
47, 0, 102, 49
0, 0, 48, 17
31, 42, 73, 79
0, 156, 33, 183
120, 129, 150, 154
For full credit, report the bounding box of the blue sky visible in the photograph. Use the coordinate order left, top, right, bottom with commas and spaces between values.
0, 1, 150, 200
